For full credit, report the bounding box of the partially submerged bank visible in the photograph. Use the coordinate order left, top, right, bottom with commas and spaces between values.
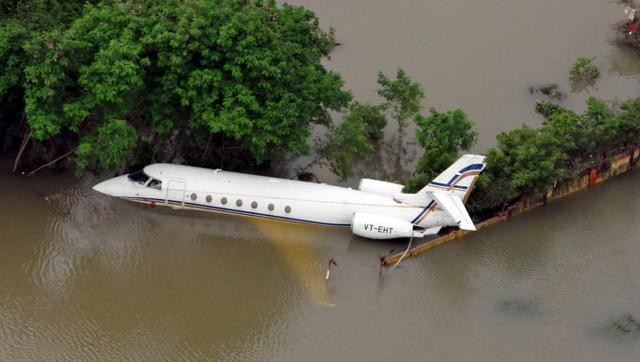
384, 149, 640, 265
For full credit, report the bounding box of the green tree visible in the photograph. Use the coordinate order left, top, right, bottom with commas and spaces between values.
2, 0, 351, 174
345, 102, 387, 142
570, 57, 600, 83
0, 0, 88, 31
75, 119, 138, 174
467, 125, 567, 213
303, 101, 386, 180
618, 98, 640, 151
404, 107, 477, 192
376, 68, 424, 133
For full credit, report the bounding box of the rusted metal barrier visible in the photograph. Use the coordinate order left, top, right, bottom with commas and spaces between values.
382, 216, 504, 265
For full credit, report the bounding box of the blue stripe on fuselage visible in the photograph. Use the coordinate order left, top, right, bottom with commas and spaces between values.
410, 200, 435, 223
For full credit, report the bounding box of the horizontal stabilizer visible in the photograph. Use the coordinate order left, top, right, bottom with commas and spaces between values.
430, 191, 476, 231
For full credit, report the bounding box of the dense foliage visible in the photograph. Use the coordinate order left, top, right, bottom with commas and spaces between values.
467, 97, 640, 215
1, 0, 351, 174
315, 102, 385, 180
404, 108, 477, 192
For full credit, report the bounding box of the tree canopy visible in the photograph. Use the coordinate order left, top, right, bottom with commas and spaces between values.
1, 0, 351, 174
467, 96, 640, 215
404, 107, 477, 192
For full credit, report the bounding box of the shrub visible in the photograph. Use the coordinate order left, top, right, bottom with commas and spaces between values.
570, 57, 600, 83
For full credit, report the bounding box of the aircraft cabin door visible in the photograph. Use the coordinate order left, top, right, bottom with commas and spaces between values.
165, 180, 186, 208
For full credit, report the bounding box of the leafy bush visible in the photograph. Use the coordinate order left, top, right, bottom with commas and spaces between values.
570, 57, 600, 83
404, 107, 477, 192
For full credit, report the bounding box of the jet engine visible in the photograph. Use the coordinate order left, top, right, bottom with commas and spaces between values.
358, 179, 404, 197
351, 212, 423, 240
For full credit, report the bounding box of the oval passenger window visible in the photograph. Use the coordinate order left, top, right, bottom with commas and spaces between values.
284, 206, 291, 213
206, 195, 212, 203
191, 193, 197, 201
221, 197, 228, 205
251, 201, 258, 209
268, 203, 274, 211
236, 199, 243, 207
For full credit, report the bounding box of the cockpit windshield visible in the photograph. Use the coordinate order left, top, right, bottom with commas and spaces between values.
127, 170, 149, 184
127, 170, 162, 190
147, 179, 162, 190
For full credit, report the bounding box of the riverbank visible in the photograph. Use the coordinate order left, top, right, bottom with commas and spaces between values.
384, 148, 640, 265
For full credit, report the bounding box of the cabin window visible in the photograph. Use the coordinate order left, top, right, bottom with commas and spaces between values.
285, 205, 291, 214
221, 197, 228, 205
190, 193, 197, 201
268, 203, 274, 211
147, 179, 162, 190
251, 201, 258, 209
206, 195, 212, 203
236, 199, 243, 207
127, 170, 149, 184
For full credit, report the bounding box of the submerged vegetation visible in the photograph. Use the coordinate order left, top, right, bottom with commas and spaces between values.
611, 313, 640, 335
528, 83, 565, 101
569, 57, 600, 84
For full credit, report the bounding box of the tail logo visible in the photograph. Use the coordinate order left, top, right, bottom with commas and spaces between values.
428, 163, 484, 190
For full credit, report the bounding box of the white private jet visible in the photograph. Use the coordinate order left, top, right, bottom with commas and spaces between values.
92, 154, 485, 240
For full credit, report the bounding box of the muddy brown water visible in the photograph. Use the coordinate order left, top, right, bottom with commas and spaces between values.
2, 0, 640, 360
2, 163, 640, 361
293, 0, 640, 152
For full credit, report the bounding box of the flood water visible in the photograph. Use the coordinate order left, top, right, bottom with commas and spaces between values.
2, 0, 640, 361
293, 0, 640, 151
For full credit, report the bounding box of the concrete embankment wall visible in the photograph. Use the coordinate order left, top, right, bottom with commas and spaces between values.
383, 149, 640, 265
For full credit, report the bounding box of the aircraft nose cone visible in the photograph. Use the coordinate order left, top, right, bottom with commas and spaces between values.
92, 178, 120, 196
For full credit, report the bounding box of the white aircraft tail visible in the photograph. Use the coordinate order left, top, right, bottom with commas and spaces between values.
419, 154, 486, 202
393, 154, 486, 229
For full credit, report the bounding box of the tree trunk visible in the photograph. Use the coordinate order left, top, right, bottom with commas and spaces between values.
12, 129, 32, 173
168, 131, 183, 163
294, 155, 324, 179
200, 132, 213, 164
26, 148, 75, 177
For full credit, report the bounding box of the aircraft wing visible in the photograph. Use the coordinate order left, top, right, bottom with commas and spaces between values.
429, 191, 476, 231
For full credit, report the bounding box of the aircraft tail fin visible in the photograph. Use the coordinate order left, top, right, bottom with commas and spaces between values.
419, 154, 486, 202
